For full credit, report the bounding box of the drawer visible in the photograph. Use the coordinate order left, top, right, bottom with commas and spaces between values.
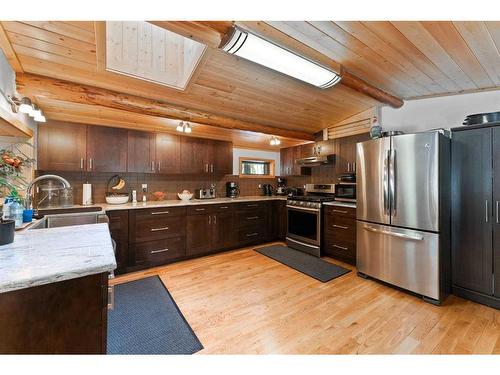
237, 224, 267, 244
134, 206, 186, 219
212, 203, 234, 212
324, 205, 356, 218
235, 210, 267, 227
324, 215, 356, 242
133, 215, 186, 242
323, 236, 356, 263
187, 205, 212, 215
236, 201, 268, 211
132, 236, 185, 266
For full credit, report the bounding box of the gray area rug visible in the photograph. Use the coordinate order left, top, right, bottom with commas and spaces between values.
255, 245, 351, 282
107, 276, 203, 354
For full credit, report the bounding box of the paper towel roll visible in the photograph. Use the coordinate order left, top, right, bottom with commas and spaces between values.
82, 183, 92, 206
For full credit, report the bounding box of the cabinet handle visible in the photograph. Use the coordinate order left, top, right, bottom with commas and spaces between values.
80, 157, 84, 169
151, 248, 169, 254
151, 211, 169, 215
247, 216, 260, 220
213, 214, 216, 225
347, 162, 350, 172
219, 206, 229, 209
107, 286, 114, 310
210, 164, 214, 173
247, 204, 258, 207
332, 209, 348, 214
246, 232, 259, 237
496, 201, 499, 224
151, 226, 169, 232
208, 215, 211, 225
205, 164, 209, 173
332, 244, 348, 251
88, 158, 93, 170
151, 160, 155, 172
157, 161, 161, 171
195, 208, 205, 211
332, 224, 348, 230
486, 200, 489, 223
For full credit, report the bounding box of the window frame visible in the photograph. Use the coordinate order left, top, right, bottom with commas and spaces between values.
238, 157, 276, 179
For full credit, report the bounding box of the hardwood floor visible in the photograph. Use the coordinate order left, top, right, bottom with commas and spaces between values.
111, 243, 500, 354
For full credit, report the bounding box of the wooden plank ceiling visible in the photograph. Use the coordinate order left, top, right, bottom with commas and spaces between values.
1, 21, 500, 149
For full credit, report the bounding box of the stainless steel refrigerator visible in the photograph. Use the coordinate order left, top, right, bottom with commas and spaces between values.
356, 131, 450, 304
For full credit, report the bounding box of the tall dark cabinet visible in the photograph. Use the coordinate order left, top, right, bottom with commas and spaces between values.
451, 125, 500, 309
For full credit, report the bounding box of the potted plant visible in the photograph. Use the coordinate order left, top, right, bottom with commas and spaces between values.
0, 142, 35, 246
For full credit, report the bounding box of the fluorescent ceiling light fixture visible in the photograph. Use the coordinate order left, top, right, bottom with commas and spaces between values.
221, 27, 341, 89
18, 97, 33, 114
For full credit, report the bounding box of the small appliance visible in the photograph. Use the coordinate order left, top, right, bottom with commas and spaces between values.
286, 184, 335, 257
226, 182, 240, 198
276, 177, 287, 195
195, 184, 216, 199
262, 184, 273, 196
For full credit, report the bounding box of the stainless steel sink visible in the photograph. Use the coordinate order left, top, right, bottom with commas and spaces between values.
29, 210, 109, 230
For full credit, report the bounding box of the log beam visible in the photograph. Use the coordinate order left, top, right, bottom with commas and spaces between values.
16, 73, 314, 141
150, 21, 404, 108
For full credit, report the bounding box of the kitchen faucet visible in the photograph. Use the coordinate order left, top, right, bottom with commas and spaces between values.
25, 174, 71, 211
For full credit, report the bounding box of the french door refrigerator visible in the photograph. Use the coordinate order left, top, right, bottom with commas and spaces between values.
356, 131, 450, 304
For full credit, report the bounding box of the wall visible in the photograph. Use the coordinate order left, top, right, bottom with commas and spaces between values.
381, 89, 500, 133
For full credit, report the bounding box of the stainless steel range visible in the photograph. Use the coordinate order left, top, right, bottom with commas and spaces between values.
286, 184, 336, 257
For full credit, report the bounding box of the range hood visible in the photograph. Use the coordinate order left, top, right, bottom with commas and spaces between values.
296, 155, 334, 166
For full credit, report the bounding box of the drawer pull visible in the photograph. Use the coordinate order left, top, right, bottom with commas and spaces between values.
332, 244, 348, 250
195, 208, 205, 211
332, 209, 348, 214
151, 226, 169, 232
151, 248, 169, 254
247, 204, 259, 207
219, 206, 229, 209
151, 211, 170, 215
332, 224, 348, 230
247, 216, 260, 220
246, 232, 259, 237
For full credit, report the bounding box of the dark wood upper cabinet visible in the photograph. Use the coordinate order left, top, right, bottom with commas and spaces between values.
155, 133, 180, 174
451, 128, 493, 296
336, 133, 370, 174
211, 140, 233, 175
180, 137, 208, 174
87, 126, 128, 172
37, 121, 87, 171
127, 130, 156, 173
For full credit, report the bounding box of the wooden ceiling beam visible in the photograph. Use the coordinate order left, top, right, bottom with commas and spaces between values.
150, 20, 403, 108
16, 73, 314, 141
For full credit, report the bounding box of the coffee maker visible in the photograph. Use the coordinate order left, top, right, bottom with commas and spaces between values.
226, 181, 240, 198
276, 177, 287, 196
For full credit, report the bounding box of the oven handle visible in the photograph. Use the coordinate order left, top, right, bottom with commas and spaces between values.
286, 205, 321, 213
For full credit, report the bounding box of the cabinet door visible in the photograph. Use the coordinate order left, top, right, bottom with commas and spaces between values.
291, 146, 302, 176
212, 211, 235, 250
451, 128, 493, 295
127, 130, 155, 173
106, 210, 129, 274
87, 126, 128, 172
493, 128, 500, 298
212, 141, 233, 174
37, 121, 87, 171
155, 133, 180, 174
280, 147, 293, 176
180, 137, 208, 174
186, 214, 212, 256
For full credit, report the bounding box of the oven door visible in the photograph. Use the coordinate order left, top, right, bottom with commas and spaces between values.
286, 205, 321, 255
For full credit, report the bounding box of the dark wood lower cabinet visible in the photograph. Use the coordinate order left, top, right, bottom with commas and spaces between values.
322, 205, 356, 265
110, 200, 285, 273
0, 273, 109, 354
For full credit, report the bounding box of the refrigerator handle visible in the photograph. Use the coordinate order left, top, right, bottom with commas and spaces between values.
383, 150, 390, 215
389, 149, 396, 216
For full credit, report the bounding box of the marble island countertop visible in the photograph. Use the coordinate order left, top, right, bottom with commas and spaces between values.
0, 223, 116, 294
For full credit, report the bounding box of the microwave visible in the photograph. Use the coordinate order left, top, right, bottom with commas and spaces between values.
334, 183, 356, 202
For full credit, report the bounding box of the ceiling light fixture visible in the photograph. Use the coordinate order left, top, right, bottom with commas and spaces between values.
270, 136, 281, 146
31, 104, 42, 118
221, 27, 341, 89
18, 97, 33, 114
176, 121, 192, 133
34, 113, 46, 123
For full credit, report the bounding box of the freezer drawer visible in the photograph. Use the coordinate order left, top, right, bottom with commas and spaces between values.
356, 221, 440, 300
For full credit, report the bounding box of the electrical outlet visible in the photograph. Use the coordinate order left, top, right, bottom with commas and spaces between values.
142, 183, 147, 192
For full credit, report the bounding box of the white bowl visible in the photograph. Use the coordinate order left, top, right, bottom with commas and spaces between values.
105, 195, 129, 205
177, 192, 193, 202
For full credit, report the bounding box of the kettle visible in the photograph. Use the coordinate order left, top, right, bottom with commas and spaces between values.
262, 184, 274, 196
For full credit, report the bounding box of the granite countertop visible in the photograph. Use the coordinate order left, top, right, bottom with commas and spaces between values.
323, 201, 357, 208
75, 195, 288, 212
0, 223, 116, 294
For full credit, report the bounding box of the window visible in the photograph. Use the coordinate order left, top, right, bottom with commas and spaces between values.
239, 158, 275, 178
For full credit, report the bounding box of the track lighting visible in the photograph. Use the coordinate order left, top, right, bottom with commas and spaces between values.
18, 97, 33, 114
270, 136, 281, 146
31, 104, 42, 118
7, 96, 47, 123
176, 121, 192, 133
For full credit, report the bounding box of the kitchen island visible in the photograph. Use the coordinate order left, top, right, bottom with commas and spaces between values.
0, 223, 116, 354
